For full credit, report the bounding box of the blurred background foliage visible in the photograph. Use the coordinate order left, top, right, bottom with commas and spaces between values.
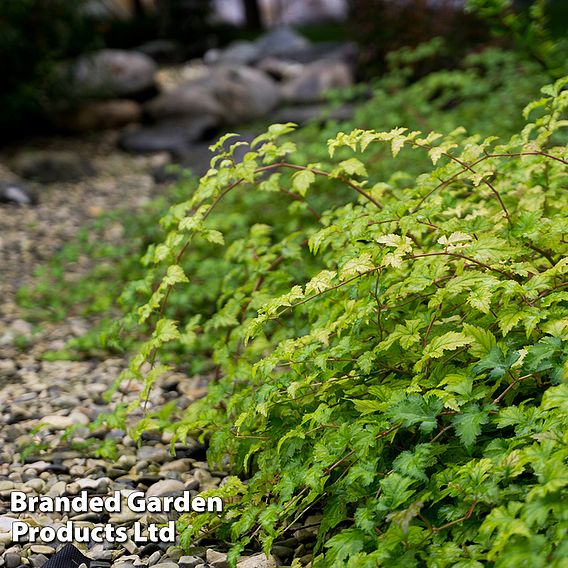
1, 0, 566, 136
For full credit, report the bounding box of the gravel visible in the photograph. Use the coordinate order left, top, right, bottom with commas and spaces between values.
0, 133, 316, 568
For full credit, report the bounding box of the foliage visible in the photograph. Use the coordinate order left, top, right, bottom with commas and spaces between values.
347, 0, 491, 77
20, 46, 548, 363
0, 0, 100, 135
106, 67, 568, 568
465, 0, 568, 78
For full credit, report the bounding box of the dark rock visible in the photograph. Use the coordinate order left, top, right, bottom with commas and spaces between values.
71, 49, 157, 98
281, 60, 353, 104
4, 553, 20, 568
13, 150, 96, 184
51, 100, 142, 132
118, 116, 218, 156
0, 180, 35, 205
135, 40, 183, 65
139, 543, 163, 558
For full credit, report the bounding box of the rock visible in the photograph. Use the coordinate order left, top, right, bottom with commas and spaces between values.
118, 116, 218, 156
146, 479, 185, 498
0, 517, 18, 533
52, 100, 142, 132
136, 446, 170, 464
71, 49, 157, 98
144, 83, 224, 122
210, 66, 280, 123
29, 545, 55, 555
135, 40, 182, 65
255, 26, 309, 59
205, 40, 260, 66
13, 150, 95, 184
206, 549, 228, 568
151, 563, 178, 568
178, 556, 202, 568
237, 553, 278, 568
0, 181, 36, 206
271, 545, 293, 560
270, 42, 358, 65
281, 59, 353, 104
4, 553, 20, 568
145, 67, 280, 125
0, 359, 17, 378
41, 415, 75, 430
29, 555, 49, 568
147, 551, 162, 566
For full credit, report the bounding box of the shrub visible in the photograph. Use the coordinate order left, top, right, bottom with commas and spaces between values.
111, 69, 568, 567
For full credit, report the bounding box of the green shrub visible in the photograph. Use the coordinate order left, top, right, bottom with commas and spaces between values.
115, 73, 568, 567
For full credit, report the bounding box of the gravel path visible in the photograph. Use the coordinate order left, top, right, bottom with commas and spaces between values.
0, 135, 314, 568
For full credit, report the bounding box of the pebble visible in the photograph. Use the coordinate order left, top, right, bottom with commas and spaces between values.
178, 557, 202, 568
206, 549, 228, 568
237, 554, 278, 568
146, 479, 185, 498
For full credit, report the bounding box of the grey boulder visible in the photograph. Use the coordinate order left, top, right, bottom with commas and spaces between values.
145, 66, 280, 124
119, 116, 217, 156
281, 59, 353, 104
71, 49, 157, 97
13, 150, 96, 184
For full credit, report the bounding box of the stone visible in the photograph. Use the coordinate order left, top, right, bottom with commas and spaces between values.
144, 84, 224, 122
4, 553, 20, 568
255, 26, 309, 58
0, 181, 35, 206
135, 40, 182, 65
146, 479, 185, 498
237, 553, 278, 568
205, 40, 260, 66
136, 446, 170, 464
71, 49, 157, 98
281, 60, 353, 104
145, 66, 280, 125
151, 564, 178, 568
118, 116, 218, 156
13, 151, 95, 184
52, 100, 142, 132
178, 556, 202, 568
41, 415, 75, 430
206, 550, 228, 568
29, 545, 55, 555
29, 554, 48, 568
147, 551, 162, 566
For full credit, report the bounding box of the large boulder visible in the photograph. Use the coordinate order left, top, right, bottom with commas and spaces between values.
119, 116, 218, 156
255, 26, 310, 59
281, 59, 353, 104
71, 49, 157, 98
51, 100, 142, 132
13, 150, 96, 184
145, 66, 280, 125
145, 83, 224, 122
204, 40, 261, 66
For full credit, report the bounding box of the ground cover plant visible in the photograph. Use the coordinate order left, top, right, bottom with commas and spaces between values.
104, 69, 568, 567
16, 4, 568, 564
